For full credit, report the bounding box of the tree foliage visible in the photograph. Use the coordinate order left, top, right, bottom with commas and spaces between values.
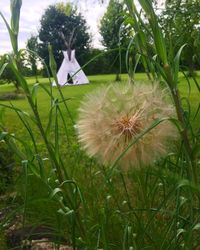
0, 53, 31, 89
100, 0, 126, 48
84, 48, 112, 75
0, 55, 19, 89
38, 3, 90, 71
159, 0, 200, 74
100, 0, 128, 80
26, 35, 39, 77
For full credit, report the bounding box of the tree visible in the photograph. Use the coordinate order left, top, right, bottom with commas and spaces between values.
159, 0, 200, 75
84, 48, 111, 75
26, 35, 39, 82
0, 55, 20, 91
38, 3, 90, 73
100, 0, 127, 81
0, 53, 30, 91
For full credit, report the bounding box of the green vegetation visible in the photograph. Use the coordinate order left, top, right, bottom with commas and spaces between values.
0, 73, 199, 131
159, 0, 200, 75
100, 0, 127, 80
0, 73, 199, 249
0, 0, 200, 249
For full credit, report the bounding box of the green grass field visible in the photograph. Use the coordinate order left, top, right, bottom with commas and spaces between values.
0, 73, 199, 131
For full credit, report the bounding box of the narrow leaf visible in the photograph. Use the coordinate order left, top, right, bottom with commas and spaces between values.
173, 44, 187, 84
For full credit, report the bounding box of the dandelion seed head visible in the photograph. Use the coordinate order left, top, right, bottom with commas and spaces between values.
77, 82, 178, 168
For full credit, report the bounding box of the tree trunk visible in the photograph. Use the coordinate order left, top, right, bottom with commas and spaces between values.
35, 74, 39, 83
187, 64, 196, 77
115, 72, 121, 81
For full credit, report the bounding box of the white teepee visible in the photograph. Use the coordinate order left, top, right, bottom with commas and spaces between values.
53, 50, 89, 86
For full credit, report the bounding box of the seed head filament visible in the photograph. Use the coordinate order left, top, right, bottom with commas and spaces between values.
115, 113, 142, 142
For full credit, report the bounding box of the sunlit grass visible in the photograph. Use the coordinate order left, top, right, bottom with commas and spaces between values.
1, 72, 199, 131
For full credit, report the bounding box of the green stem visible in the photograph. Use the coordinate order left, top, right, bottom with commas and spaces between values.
14, 60, 85, 238
163, 64, 196, 183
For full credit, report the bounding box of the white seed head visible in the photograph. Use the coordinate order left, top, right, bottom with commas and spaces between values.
77, 82, 178, 168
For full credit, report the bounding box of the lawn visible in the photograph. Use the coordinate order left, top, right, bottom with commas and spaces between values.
0, 72, 199, 132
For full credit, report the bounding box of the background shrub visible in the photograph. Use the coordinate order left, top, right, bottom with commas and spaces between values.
0, 141, 14, 194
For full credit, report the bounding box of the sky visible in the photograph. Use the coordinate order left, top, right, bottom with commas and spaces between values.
0, 0, 108, 55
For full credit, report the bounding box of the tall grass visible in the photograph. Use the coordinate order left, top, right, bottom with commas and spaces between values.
0, 0, 199, 249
